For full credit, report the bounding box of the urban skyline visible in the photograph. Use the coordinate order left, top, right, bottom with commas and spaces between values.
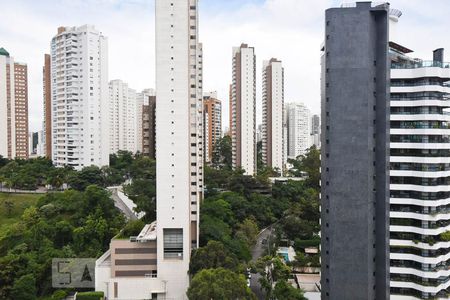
5, 0, 450, 134
2, 1, 450, 299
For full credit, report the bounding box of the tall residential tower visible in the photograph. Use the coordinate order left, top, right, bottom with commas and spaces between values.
50, 25, 109, 170
155, 0, 203, 298
321, 3, 391, 299
286, 102, 311, 159
203, 92, 222, 163
0, 48, 29, 159
231, 44, 256, 175
109, 79, 138, 154
389, 45, 450, 299
262, 58, 284, 173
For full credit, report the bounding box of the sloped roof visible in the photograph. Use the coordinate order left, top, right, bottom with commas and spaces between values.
0, 48, 10, 57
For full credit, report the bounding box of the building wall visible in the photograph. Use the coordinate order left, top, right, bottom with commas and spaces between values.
155, 0, 202, 298
109, 80, 137, 154
231, 44, 256, 175
43, 54, 52, 158
0, 51, 29, 159
262, 58, 284, 172
286, 102, 311, 159
142, 95, 156, 159
51, 25, 109, 170
0, 55, 9, 158
203, 96, 222, 162
389, 55, 450, 298
321, 3, 390, 300
13, 63, 29, 159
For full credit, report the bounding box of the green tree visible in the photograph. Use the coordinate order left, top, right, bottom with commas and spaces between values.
189, 241, 240, 275
256, 256, 292, 298
68, 166, 104, 191
4, 200, 13, 216
235, 218, 259, 247
123, 156, 156, 221
10, 274, 37, 300
212, 136, 232, 169
288, 146, 320, 189
187, 268, 256, 300
273, 280, 306, 300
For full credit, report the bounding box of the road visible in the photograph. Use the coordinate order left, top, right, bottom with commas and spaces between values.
109, 187, 137, 221
250, 226, 273, 299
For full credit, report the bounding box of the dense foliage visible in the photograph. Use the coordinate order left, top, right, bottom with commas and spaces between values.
190, 146, 321, 299
187, 268, 256, 300
0, 186, 125, 299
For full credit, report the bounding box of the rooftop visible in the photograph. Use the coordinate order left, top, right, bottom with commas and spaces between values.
0, 48, 10, 57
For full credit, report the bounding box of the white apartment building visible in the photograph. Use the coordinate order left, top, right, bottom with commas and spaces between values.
262, 58, 284, 173
0, 48, 29, 159
136, 88, 155, 154
109, 80, 137, 154
96, 1, 203, 299
51, 25, 109, 170
286, 102, 311, 159
389, 45, 450, 299
231, 44, 256, 175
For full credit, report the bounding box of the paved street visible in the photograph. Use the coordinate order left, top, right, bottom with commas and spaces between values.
109, 187, 137, 221
250, 226, 273, 299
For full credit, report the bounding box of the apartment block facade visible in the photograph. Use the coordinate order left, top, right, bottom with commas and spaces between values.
109, 79, 138, 154
262, 58, 284, 173
43, 53, 52, 158
286, 102, 311, 159
137, 89, 155, 154
142, 94, 156, 159
0, 47, 29, 159
203, 92, 222, 163
389, 45, 450, 299
231, 44, 256, 175
321, 3, 391, 299
50, 25, 109, 170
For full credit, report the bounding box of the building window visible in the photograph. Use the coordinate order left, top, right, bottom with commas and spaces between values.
164, 229, 183, 259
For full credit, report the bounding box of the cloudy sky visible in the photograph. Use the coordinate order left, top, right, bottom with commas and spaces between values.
1, 0, 450, 132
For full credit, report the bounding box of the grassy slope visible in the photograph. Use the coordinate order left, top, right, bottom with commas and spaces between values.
0, 192, 42, 238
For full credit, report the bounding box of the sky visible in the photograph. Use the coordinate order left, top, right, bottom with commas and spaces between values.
1, 0, 450, 132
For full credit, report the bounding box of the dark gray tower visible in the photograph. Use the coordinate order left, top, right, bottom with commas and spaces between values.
321, 2, 390, 299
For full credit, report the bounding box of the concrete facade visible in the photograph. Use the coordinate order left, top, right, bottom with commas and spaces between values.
321, 2, 391, 299
231, 44, 256, 175
142, 94, 156, 159
109, 79, 138, 154
50, 25, 109, 170
0, 48, 29, 159
262, 58, 284, 173
286, 102, 312, 159
155, 0, 203, 298
203, 93, 222, 163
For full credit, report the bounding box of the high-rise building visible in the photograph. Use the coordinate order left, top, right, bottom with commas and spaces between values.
203, 92, 222, 163
109, 79, 137, 154
0, 47, 29, 159
311, 114, 320, 148
51, 25, 109, 170
142, 94, 156, 159
43, 53, 52, 159
389, 44, 450, 298
286, 102, 311, 159
96, 2, 203, 298
262, 58, 284, 173
155, 0, 203, 297
136, 89, 155, 154
231, 44, 256, 175
321, 3, 391, 299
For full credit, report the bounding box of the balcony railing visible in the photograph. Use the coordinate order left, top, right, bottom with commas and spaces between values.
392, 60, 450, 70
